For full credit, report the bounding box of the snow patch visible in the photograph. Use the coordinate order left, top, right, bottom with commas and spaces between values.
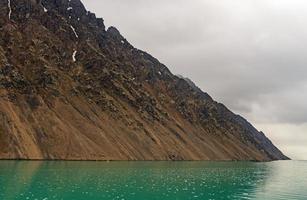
43, 6, 48, 13
70, 25, 79, 38
72, 50, 77, 62
7, 0, 12, 20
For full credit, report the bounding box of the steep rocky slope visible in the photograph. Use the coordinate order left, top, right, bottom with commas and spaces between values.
0, 0, 288, 161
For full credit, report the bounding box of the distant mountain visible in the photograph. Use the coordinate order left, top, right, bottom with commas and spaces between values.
0, 0, 288, 161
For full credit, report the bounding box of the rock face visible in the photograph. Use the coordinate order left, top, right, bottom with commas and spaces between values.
0, 0, 288, 161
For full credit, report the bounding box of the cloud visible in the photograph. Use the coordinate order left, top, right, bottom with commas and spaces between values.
82, 0, 307, 159
257, 123, 307, 160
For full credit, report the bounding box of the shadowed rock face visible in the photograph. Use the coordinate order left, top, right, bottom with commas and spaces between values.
0, 0, 288, 161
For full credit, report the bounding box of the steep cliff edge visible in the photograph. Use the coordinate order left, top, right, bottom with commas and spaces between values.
0, 0, 288, 161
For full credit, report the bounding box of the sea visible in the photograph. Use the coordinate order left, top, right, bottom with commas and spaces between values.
0, 160, 306, 200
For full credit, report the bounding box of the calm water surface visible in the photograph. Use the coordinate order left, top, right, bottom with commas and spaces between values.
0, 161, 306, 200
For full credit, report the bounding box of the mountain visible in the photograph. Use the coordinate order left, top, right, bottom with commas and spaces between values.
0, 0, 288, 161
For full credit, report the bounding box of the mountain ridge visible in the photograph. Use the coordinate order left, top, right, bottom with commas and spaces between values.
0, 0, 289, 161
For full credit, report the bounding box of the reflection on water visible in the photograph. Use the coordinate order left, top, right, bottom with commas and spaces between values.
0, 161, 306, 200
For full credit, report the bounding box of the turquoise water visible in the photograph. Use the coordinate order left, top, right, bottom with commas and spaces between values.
0, 161, 306, 200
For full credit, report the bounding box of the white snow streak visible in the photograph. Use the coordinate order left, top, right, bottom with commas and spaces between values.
70, 25, 79, 38
8, 0, 12, 20
72, 50, 77, 62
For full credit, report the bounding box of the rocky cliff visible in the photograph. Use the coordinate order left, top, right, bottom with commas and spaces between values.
0, 0, 288, 161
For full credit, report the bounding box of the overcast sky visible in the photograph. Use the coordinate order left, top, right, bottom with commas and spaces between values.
83, 0, 307, 160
